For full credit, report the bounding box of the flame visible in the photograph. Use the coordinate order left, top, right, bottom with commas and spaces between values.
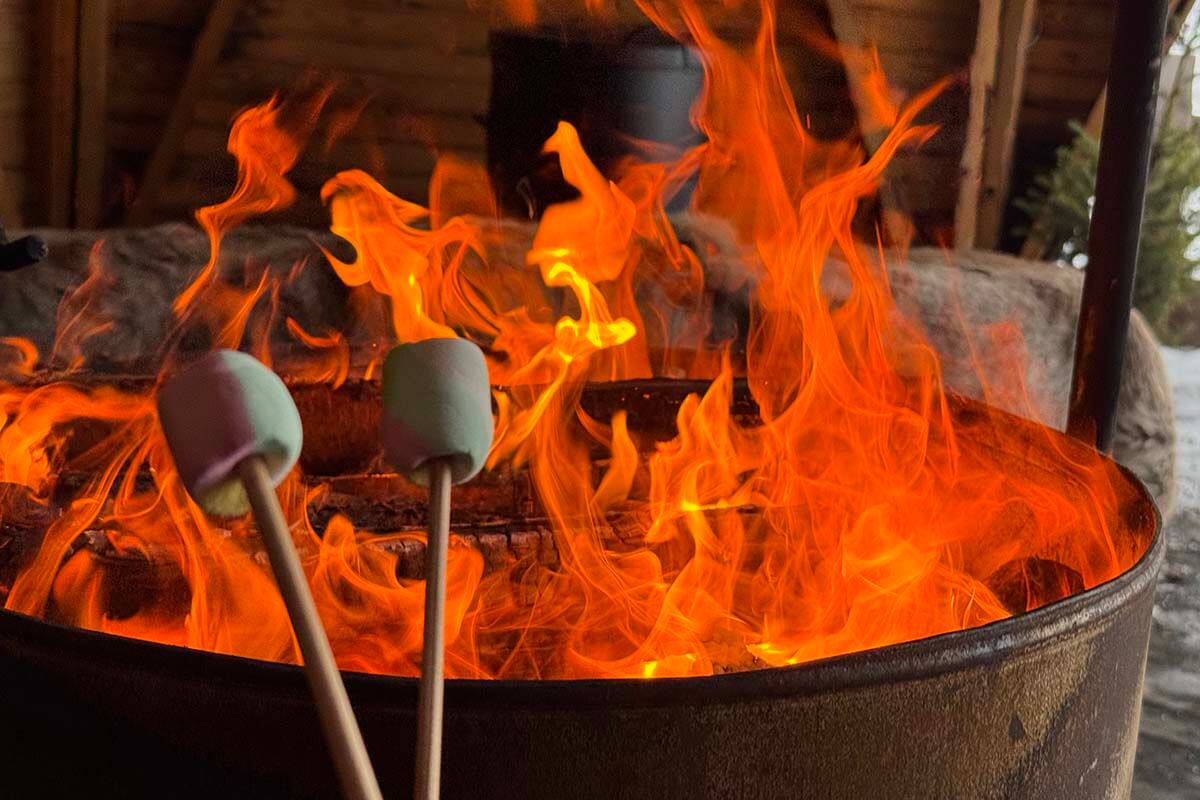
175, 89, 331, 315
0, 338, 38, 380
0, 0, 1152, 681
284, 318, 351, 389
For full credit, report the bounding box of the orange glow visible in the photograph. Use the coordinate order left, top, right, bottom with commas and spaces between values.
0, 0, 1151, 681
284, 318, 351, 389
0, 338, 38, 379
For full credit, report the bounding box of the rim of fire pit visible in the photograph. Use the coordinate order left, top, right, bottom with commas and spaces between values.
0, 461, 1162, 710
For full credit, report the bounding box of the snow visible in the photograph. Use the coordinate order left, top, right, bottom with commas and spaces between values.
1133, 347, 1200, 799
1160, 348, 1200, 509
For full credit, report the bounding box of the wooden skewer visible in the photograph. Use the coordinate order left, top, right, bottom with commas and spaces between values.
414, 458, 453, 800
376, 337, 492, 799
239, 456, 384, 800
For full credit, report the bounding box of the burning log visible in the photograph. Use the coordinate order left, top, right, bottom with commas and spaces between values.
6, 224, 1175, 511
0, 483, 55, 597
41, 373, 761, 478
2, 383, 1155, 602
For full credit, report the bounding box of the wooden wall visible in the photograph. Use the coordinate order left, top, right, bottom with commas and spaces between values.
9, 0, 983, 242
1021, 0, 1113, 142
105, 0, 210, 221
860, 0, 978, 242
0, 0, 36, 227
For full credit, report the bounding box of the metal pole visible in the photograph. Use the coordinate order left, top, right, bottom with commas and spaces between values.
1066, 0, 1171, 452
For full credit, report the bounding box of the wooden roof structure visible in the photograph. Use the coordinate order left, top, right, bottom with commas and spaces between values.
0, 0, 1176, 251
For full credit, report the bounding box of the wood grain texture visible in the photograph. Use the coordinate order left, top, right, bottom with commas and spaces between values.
973, 0, 1037, 250
75, 0, 111, 228
97, 0, 985, 230
125, 0, 247, 225
36, 0, 80, 228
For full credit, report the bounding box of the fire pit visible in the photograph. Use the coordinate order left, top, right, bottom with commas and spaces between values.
0, 0, 1173, 797
0, 383, 1161, 798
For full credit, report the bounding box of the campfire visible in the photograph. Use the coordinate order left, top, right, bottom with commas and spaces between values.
0, 0, 1154, 689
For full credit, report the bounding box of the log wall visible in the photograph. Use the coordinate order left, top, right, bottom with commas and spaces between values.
859, 0, 977, 241
0, 0, 36, 227
108, 0, 491, 224
1005, 0, 1115, 247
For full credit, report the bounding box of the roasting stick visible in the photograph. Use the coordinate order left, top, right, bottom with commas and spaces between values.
379, 339, 494, 800
416, 458, 452, 799
239, 457, 382, 800
157, 349, 383, 800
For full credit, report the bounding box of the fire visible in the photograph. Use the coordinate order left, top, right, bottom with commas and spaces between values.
0, 1, 1152, 680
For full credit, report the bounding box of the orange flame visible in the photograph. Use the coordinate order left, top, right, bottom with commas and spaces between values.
0, 0, 1152, 681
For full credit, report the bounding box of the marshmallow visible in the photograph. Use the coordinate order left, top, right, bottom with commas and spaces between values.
380, 338, 493, 485
157, 349, 303, 516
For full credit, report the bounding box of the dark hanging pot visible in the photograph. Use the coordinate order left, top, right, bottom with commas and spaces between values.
485, 27, 705, 218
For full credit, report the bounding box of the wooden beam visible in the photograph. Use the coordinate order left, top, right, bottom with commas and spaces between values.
0, 169, 22, 228
954, 0, 1001, 251
75, 0, 111, 229
125, 0, 247, 226
824, 0, 912, 247
972, 0, 1038, 250
37, 0, 80, 228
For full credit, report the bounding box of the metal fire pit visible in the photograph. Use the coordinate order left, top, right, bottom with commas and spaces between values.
0, 0, 1170, 793
0, 392, 1161, 800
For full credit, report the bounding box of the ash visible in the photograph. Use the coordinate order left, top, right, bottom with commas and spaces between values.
1134, 346, 1200, 800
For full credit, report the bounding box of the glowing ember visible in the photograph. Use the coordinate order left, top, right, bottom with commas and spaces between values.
0, 1, 1151, 680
